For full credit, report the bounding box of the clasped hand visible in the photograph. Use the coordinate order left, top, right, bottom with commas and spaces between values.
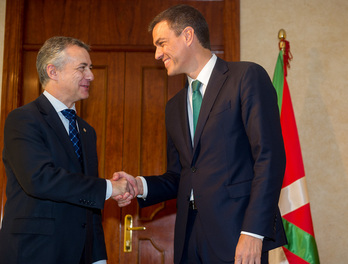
110, 171, 142, 207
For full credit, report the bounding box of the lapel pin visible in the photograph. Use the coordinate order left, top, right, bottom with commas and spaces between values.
83, 128, 87, 133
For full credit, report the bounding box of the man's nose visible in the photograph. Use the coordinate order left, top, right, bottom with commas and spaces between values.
85, 68, 94, 81
155, 47, 163, 61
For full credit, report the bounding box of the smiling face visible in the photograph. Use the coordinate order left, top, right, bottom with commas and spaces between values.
152, 21, 190, 76
55, 45, 94, 107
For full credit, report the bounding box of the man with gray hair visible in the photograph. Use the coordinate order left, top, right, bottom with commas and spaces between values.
0, 36, 134, 264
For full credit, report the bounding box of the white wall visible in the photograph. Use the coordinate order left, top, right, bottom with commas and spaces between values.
241, 0, 348, 262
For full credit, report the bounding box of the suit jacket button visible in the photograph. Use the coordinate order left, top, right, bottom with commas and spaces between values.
82, 223, 86, 228
191, 167, 197, 173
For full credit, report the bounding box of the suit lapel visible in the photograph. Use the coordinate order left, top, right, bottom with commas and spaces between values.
77, 118, 90, 171
193, 58, 229, 152
175, 84, 193, 157
36, 94, 81, 166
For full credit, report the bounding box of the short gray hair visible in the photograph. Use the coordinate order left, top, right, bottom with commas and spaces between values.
36, 36, 90, 87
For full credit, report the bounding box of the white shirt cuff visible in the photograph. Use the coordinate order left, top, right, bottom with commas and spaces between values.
241, 231, 264, 241
105, 179, 112, 200
93, 260, 107, 264
137, 176, 148, 199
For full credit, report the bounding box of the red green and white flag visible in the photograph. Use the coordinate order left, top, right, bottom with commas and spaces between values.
269, 40, 320, 264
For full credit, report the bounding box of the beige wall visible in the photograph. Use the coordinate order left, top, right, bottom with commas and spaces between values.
0, 0, 346, 262
241, 0, 348, 262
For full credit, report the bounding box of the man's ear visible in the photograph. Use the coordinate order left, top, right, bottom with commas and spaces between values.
47, 64, 58, 80
183, 26, 194, 46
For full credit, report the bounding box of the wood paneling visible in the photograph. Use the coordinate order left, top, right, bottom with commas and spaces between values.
22, 51, 42, 104
22, 0, 228, 52
23, 0, 91, 44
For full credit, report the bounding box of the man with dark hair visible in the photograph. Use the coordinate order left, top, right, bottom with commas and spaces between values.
0, 36, 133, 264
116, 5, 287, 264
148, 4, 211, 50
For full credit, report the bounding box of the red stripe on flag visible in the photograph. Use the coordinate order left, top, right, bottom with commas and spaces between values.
280, 76, 305, 187
283, 203, 315, 237
283, 247, 309, 264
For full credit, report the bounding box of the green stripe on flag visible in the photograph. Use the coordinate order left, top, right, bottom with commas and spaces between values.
282, 218, 320, 264
272, 51, 284, 114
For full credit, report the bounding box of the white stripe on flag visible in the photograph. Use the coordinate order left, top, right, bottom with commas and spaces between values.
279, 177, 309, 216
269, 247, 290, 264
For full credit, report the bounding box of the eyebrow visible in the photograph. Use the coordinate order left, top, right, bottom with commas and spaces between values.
154, 38, 166, 46
78, 62, 93, 68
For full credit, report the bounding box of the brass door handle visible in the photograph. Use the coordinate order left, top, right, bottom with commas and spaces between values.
127, 226, 146, 231
124, 214, 146, 252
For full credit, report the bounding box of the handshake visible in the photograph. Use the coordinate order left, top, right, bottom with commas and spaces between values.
110, 171, 143, 207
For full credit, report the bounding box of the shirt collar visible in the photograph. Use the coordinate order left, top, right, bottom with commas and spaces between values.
43, 90, 76, 113
187, 53, 217, 90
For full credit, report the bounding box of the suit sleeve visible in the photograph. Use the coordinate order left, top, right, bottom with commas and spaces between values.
3, 107, 106, 209
239, 63, 286, 239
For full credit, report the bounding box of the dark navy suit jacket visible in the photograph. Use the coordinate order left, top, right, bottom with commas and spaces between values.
0, 94, 107, 264
138, 58, 287, 263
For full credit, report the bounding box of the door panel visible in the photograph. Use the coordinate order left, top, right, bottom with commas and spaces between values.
84, 52, 126, 262
121, 52, 183, 264
22, 51, 42, 104
82, 52, 126, 180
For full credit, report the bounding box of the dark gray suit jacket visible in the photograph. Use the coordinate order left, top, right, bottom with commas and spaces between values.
138, 58, 287, 263
0, 94, 107, 264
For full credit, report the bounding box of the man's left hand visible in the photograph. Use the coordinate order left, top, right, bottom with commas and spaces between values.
235, 234, 262, 264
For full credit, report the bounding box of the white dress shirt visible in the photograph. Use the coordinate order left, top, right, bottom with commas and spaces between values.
187, 53, 217, 144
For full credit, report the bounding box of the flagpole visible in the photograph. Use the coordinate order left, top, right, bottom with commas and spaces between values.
277, 29, 292, 77
278, 28, 287, 52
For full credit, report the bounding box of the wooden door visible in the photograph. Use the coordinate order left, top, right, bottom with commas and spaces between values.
120, 53, 183, 263
87, 52, 126, 262
88, 51, 184, 263
1, 0, 240, 263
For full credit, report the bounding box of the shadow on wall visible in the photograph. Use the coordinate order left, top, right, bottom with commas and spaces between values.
300, 47, 348, 257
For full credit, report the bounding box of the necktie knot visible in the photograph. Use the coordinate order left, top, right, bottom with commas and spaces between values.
61, 109, 77, 122
192, 80, 201, 93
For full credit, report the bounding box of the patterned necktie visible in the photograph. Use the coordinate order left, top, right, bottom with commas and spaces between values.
61, 109, 82, 163
192, 80, 202, 133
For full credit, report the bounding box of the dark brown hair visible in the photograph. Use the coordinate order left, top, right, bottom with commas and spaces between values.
148, 4, 211, 50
